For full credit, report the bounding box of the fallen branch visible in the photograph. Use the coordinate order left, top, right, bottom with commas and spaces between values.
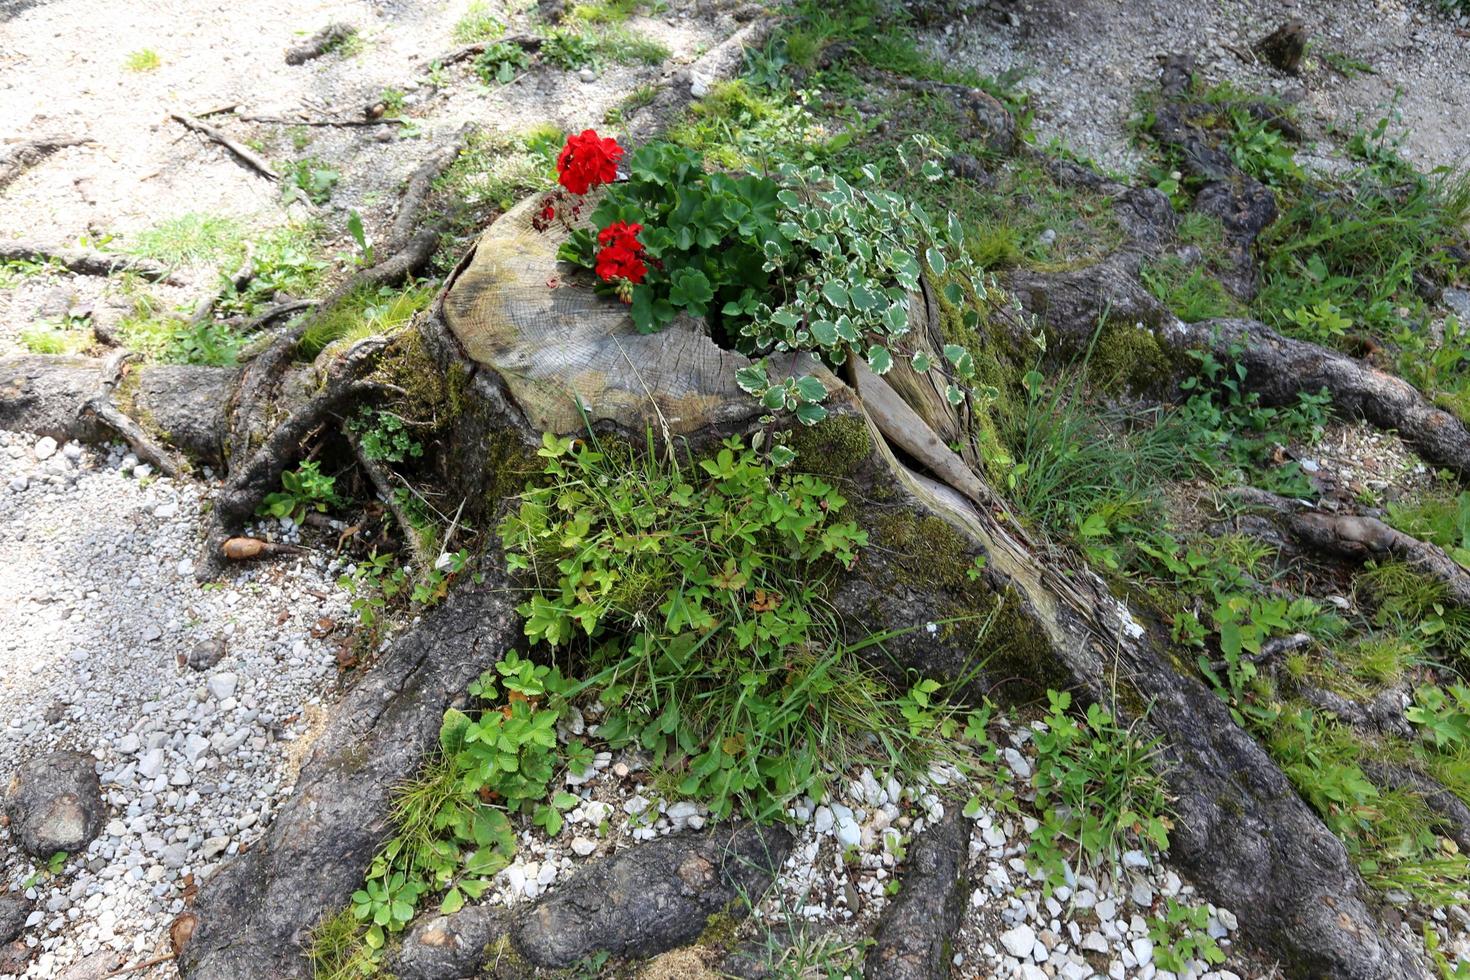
102, 953, 177, 979
169, 113, 279, 181
237, 113, 405, 128
284, 23, 356, 65
0, 135, 91, 191
1207, 631, 1312, 674
433, 33, 543, 69
0, 240, 178, 283
81, 351, 190, 478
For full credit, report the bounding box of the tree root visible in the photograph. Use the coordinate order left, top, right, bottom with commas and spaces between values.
0, 240, 179, 284
1288, 680, 1413, 740
1229, 486, 1470, 607
1361, 761, 1470, 855
177, 580, 521, 979
1005, 258, 1470, 481
863, 809, 969, 980
169, 113, 279, 181
203, 334, 399, 576
343, 423, 433, 572
0, 135, 90, 192
81, 351, 189, 478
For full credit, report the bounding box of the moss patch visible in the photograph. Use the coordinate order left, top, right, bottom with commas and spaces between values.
788, 414, 873, 481
1088, 321, 1178, 397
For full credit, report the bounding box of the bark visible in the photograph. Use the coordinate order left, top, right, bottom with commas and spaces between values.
1230, 486, 1470, 609
1255, 19, 1309, 73
864, 809, 970, 980
176, 580, 520, 979
284, 23, 355, 65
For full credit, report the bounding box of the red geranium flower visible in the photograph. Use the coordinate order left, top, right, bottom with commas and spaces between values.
556, 129, 624, 195
594, 221, 646, 285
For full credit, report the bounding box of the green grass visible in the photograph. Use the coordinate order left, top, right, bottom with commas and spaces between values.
566, 0, 641, 24
433, 129, 555, 211
19, 320, 91, 355
1141, 255, 1240, 321
123, 49, 161, 72
452, 0, 503, 43
299, 282, 435, 358
126, 213, 247, 267
307, 907, 376, 980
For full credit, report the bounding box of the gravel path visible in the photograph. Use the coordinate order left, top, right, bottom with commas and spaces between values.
925, 0, 1470, 176
0, 431, 350, 978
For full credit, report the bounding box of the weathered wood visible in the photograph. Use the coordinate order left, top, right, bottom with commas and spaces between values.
0, 241, 178, 283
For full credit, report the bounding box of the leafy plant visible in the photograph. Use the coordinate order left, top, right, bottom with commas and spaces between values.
1407, 684, 1470, 750
124, 48, 161, 72
453, 1, 503, 43
1024, 691, 1172, 888
257, 461, 338, 524
1147, 899, 1226, 973
475, 40, 531, 84
500, 431, 989, 820
349, 407, 423, 463
283, 158, 341, 206
172, 319, 243, 366
541, 27, 597, 70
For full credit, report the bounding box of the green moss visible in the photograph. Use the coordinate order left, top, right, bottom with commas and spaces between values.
933, 279, 1026, 483
1088, 321, 1177, 396
696, 904, 746, 952
868, 507, 1065, 695
482, 933, 532, 978
788, 414, 873, 480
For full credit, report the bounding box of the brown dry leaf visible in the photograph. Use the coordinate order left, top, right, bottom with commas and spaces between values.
309, 617, 337, 638
335, 524, 362, 552
335, 644, 358, 670
275, 609, 290, 626
748, 589, 781, 613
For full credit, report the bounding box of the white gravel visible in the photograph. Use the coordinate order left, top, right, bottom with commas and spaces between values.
0, 430, 351, 978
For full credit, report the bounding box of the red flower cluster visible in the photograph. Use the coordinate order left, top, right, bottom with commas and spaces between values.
594, 221, 646, 286
556, 129, 623, 195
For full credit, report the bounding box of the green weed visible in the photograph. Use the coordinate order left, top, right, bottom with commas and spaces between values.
257, 461, 339, 524
283, 158, 341, 206
124, 49, 161, 72
1141, 255, 1239, 321
127, 213, 246, 267
299, 282, 434, 357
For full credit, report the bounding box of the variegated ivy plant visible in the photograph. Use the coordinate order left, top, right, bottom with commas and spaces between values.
731, 136, 1002, 426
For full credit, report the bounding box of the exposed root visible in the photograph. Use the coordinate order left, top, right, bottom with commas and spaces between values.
0, 135, 91, 191
1230, 486, 1470, 607
81, 351, 189, 478
188, 244, 254, 328
0, 240, 179, 284
343, 423, 434, 572
1361, 761, 1470, 855
283, 23, 356, 65
204, 334, 399, 577
169, 112, 279, 181
433, 34, 543, 70
1005, 259, 1470, 481
225, 127, 471, 472
1289, 680, 1413, 740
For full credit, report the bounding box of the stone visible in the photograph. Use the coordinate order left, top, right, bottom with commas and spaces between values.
1000, 923, 1037, 959
1003, 747, 1032, 780
33, 436, 58, 461
569, 836, 597, 857
136, 749, 164, 780
3, 751, 105, 858
184, 637, 227, 671
206, 673, 238, 699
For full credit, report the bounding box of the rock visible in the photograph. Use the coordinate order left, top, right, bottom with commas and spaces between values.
1003, 747, 1032, 780
689, 70, 712, 98
1131, 935, 1154, 966
202, 837, 230, 860
56, 950, 128, 980
1253, 18, 1307, 73
33, 436, 57, 461
0, 892, 33, 944
569, 836, 597, 857
864, 809, 969, 979
206, 672, 238, 699
1000, 923, 1037, 959
833, 812, 862, 848
1444, 288, 1470, 321
3, 751, 105, 858
137, 748, 165, 780
184, 636, 227, 671
514, 822, 792, 968
812, 805, 834, 835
